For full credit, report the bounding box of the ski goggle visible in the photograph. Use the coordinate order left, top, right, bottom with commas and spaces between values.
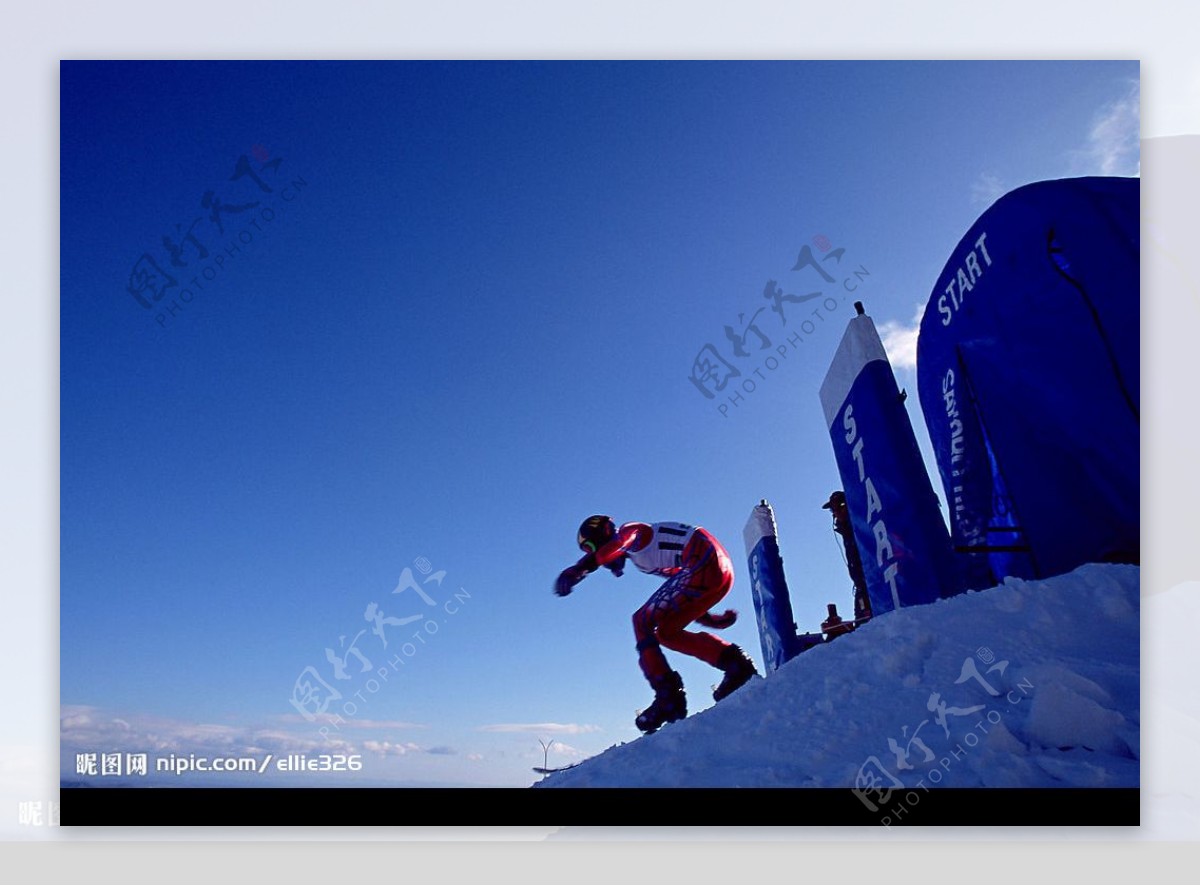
580, 540, 598, 553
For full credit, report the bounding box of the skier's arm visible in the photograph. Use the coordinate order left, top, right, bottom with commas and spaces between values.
696, 609, 738, 629
554, 523, 651, 596
592, 522, 651, 568
554, 565, 587, 596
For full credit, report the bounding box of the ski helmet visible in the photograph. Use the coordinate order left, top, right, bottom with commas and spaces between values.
577, 515, 616, 553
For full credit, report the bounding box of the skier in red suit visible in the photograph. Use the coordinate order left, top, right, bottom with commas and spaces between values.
555, 515, 759, 734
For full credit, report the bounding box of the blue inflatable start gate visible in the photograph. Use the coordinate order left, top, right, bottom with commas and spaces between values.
917, 176, 1139, 587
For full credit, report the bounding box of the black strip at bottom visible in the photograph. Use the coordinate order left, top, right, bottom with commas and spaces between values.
60, 787, 1138, 827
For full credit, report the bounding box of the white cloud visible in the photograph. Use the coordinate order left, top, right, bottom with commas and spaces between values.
172, 723, 240, 746
60, 704, 97, 731
362, 740, 422, 757
60, 705, 356, 760
970, 172, 1007, 208
277, 714, 426, 731
877, 303, 925, 371
478, 722, 602, 735
1071, 80, 1140, 177
540, 741, 584, 758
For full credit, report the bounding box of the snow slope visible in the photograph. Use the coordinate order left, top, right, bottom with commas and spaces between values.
535, 563, 1139, 790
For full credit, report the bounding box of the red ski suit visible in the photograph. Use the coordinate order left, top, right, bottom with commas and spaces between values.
591, 522, 736, 683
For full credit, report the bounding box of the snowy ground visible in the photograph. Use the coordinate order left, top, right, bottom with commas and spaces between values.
535, 563, 1139, 791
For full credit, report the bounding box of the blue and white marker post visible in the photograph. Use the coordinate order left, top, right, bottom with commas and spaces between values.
744, 499, 820, 672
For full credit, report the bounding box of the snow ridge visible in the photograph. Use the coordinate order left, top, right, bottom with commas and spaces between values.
535, 564, 1139, 790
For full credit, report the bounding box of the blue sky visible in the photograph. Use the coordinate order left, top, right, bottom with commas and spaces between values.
60, 60, 1139, 787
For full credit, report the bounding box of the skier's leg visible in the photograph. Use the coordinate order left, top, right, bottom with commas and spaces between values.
654, 580, 731, 665
632, 602, 673, 682
633, 528, 752, 677
654, 530, 759, 699
656, 617, 728, 664
653, 530, 735, 666
632, 590, 688, 733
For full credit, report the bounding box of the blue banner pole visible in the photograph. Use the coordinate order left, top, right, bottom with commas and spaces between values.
819, 303, 960, 614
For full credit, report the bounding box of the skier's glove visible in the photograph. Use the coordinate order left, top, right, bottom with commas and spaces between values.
554, 564, 588, 597
696, 609, 738, 629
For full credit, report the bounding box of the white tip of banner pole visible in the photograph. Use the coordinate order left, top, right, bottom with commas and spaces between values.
818, 309, 890, 430
743, 499, 778, 552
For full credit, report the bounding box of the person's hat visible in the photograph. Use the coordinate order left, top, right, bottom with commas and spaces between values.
822, 491, 846, 510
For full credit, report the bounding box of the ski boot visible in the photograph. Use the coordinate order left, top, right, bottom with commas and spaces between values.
635, 670, 687, 734
712, 644, 759, 702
